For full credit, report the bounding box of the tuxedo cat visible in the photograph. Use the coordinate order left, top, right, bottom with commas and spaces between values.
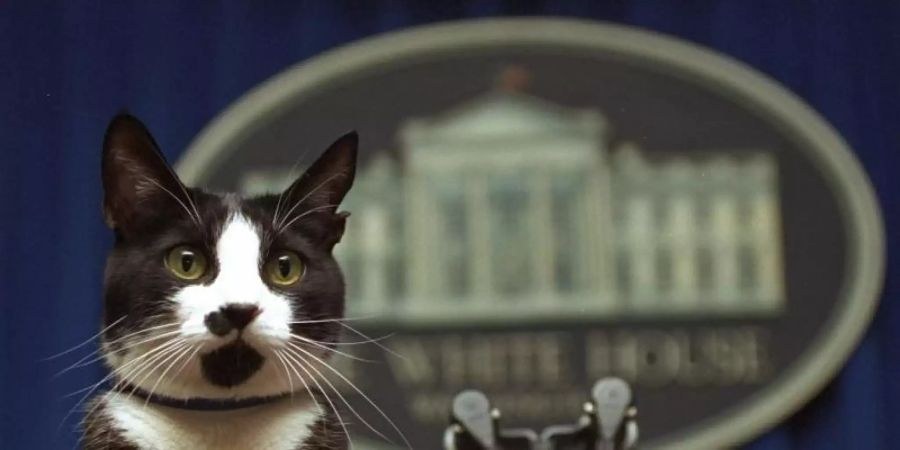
81, 114, 358, 450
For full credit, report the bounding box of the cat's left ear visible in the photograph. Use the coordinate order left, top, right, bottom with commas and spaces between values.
101, 114, 193, 235
279, 132, 357, 246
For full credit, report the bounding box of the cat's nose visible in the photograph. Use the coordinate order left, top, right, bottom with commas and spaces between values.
204, 304, 262, 336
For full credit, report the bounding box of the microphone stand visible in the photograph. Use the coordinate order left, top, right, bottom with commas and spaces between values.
444, 377, 638, 450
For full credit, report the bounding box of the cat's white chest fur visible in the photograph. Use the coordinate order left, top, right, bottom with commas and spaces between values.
103, 394, 321, 450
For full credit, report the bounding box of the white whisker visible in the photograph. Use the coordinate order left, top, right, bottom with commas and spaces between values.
54, 328, 183, 378
61, 335, 184, 399
284, 346, 395, 444
329, 334, 395, 346
142, 343, 194, 408
288, 334, 375, 363
287, 315, 381, 325
272, 147, 316, 229
287, 344, 412, 448
79, 340, 183, 435
107, 340, 188, 413
41, 316, 126, 362
272, 351, 295, 397
276, 172, 344, 230
143, 177, 201, 227
169, 345, 201, 384
61, 336, 185, 431
278, 349, 354, 449
277, 203, 340, 235
146, 146, 204, 227
340, 323, 407, 362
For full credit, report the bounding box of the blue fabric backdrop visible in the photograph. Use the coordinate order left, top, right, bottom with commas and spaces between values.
1, 1, 897, 449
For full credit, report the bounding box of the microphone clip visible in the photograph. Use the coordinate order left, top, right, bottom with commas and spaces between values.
444, 377, 639, 450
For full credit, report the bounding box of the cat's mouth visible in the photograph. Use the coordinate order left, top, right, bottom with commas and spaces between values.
199, 339, 265, 387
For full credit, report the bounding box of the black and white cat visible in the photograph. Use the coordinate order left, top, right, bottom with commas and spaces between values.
82, 114, 357, 450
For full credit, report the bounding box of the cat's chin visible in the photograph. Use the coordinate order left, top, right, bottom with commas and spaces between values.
110, 338, 303, 401
199, 340, 265, 387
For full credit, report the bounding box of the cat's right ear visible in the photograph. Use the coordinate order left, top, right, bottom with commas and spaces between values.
102, 114, 193, 235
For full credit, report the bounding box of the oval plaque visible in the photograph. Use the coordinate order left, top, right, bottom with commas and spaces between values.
177, 19, 885, 449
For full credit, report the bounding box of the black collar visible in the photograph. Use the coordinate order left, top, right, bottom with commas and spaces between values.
117, 384, 291, 412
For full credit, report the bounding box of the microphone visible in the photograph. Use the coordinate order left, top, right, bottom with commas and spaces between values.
444, 377, 639, 450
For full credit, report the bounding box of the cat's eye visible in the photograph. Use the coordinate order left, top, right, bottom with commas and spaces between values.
264, 251, 304, 286
165, 245, 208, 281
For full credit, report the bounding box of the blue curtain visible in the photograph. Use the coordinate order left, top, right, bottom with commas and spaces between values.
1, 1, 897, 449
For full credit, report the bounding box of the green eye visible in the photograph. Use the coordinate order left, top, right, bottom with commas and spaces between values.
264, 251, 303, 286
165, 245, 208, 280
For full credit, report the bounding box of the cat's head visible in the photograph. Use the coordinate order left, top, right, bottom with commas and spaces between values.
99, 114, 356, 400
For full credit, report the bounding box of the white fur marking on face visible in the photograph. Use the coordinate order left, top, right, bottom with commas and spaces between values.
175, 213, 293, 348
112, 213, 303, 401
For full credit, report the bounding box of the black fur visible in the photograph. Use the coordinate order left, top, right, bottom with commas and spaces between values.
86, 114, 358, 449
200, 340, 265, 387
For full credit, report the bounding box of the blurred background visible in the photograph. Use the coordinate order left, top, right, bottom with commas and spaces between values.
1, 2, 898, 449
